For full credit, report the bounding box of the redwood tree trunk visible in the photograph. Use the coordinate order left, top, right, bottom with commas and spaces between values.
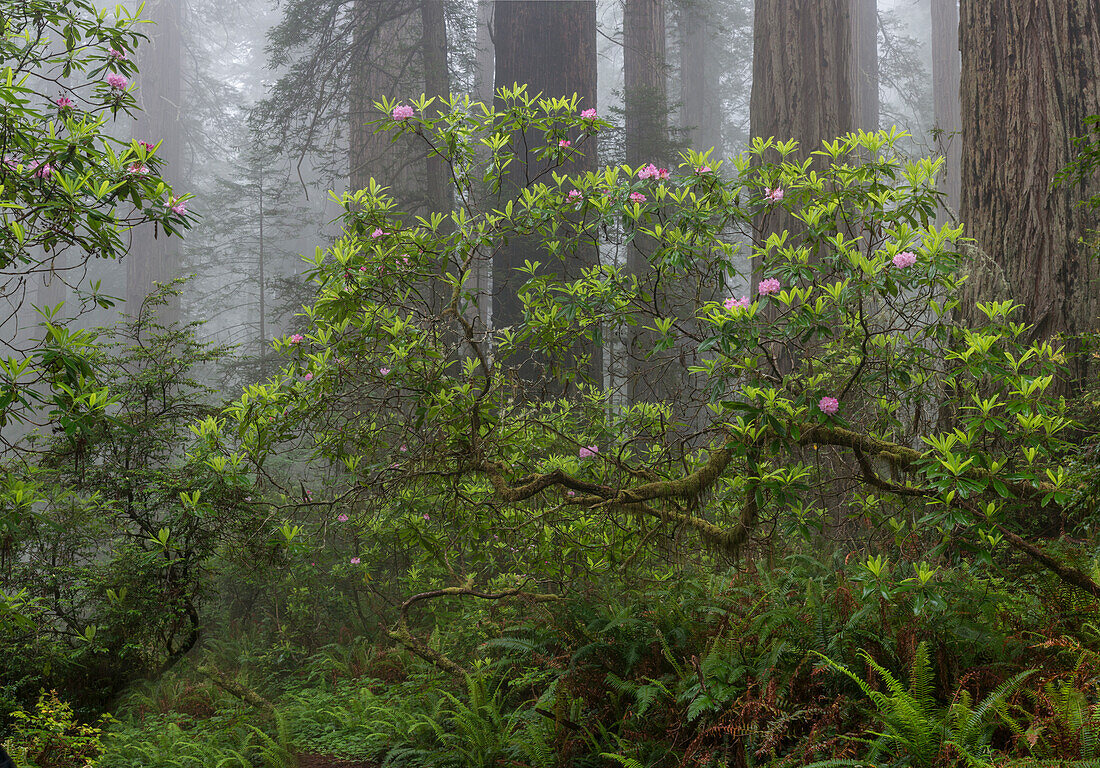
492, 1, 599, 385
624, 0, 669, 166
422, 0, 450, 218
750, 0, 853, 156
679, 0, 721, 156
349, 0, 422, 198
932, 0, 961, 220
128, 0, 182, 322
850, 0, 878, 132
959, 0, 1100, 383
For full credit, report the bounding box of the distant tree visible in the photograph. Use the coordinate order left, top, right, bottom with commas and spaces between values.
127, 0, 184, 322
677, 0, 722, 157
348, 0, 424, 198
850, 0, 877, 132
491, 1, 599, 384
624, 0, 670, 166
931, 0, 960, 220
959, 0, 1100, 384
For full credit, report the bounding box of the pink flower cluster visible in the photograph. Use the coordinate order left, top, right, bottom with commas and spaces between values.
558, 139, 571, 148
567, 189, 582, 202
350, 556, 361, 565
892, 251, 917, 269
638, 164, 670, 180
109, 48, 128, 60
32, 162, 53, 179
392, 104, 414, 120
106, 73, 128, 90
371, 228, 387, 238
696, 165, 712, 174
169, 199, 187, 215
764, 187, 784, 203
55, 96, 74, 109
580, 108, 597, 120
757, 278, 782, 296
819, 396, 840, 416
289, 334, 304, 344
127, 163, 149, 175
379, 367, 391, 375
629, 192, 647, 203
337, 513, 349, 522
139, 141, 156, 152
723, 296, 751, 312
303, 372, 313, 382
578, 445, 598, 459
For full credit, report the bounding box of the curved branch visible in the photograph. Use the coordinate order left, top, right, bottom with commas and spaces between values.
390, 584, 562, 676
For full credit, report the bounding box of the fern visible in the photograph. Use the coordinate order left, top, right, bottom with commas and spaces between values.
817, 642, 1035, 768
600, 752, 647, 768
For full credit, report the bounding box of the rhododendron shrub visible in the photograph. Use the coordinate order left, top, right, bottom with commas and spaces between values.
0, 0, 192, 648
0, 0, 191, 444
206, 90, 1091, 658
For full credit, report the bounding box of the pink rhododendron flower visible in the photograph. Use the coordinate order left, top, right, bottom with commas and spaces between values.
371, 228, 387, 238
106, 73, 128, 90
567, 189, 582, 201
399, 254, 409, 265
764, 187, 784, 203
657, 168, 670, 180
566, 490, 576, 497
303, 372, 313, 382
892, 251, 917, 269
629, 192, 647, 203
580, 108, 597, 120
558, 139, 571, 148
696, 165, 712, 174
392, 104, 414, 120
171, 200, 187, 215
757, 278, 782, 296
819, 396, 840, 416
723, 296, 751, 312
422, 513, 430, 520
32, 162, 53, 179
139, 141, 156, 151
380, 367, 390, 375
579, 445, 598, 459
399, 445, 407, 452
637, 164, 660, 180
289, 334, 304, 344
337, 513, 349, 522
359, 265, 368, 272
127, 163, 149, 175
350, 556, 361, 565
55, 96, 74, 109
109, 48, 127, 60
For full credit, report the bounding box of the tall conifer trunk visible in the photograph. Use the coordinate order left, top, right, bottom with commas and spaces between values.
750, 0, 853, 159
128, 0, 182, 321
850, 0, 878, 132
492, 1, 598, 386
931, 0, 961, 221
959, 0, 1100, 384
679, 0, 721, 156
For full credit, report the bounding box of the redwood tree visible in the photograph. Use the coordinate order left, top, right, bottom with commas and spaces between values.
678, 0, 721, 157
750, 0, 853, 158
850, 0, 878, 132
624, 0, 669, 166
959, 0, 1100, 382
128, 0, 183, 320
492, 1, 599, 384
932, 0, 961, 220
